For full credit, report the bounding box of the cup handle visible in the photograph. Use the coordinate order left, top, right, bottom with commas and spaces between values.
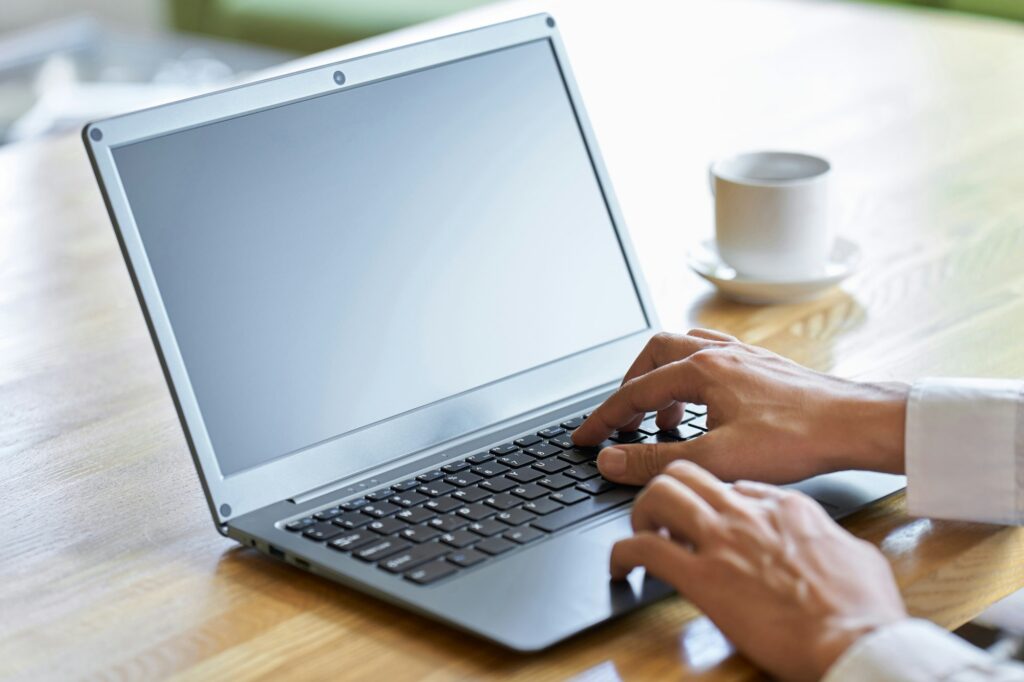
708, 162, 716, 196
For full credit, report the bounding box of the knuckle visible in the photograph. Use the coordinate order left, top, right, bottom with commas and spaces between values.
665, 459, 700, 477
687, 348, 721, 370
637, 444, 668, 477
646, 473, 676, 496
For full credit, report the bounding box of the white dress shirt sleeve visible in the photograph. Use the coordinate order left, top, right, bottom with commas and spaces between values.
825, 378, 1024, 681
823, 619, 1024, 682
905, 378, 1024, 525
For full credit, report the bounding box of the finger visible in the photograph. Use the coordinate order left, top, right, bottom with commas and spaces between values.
654, 402, 686, 431
630, 474, 719, 545
732, 480, 787, 500
661, 460, 740, 513
609, 531, 698, 581
613, 334, 716, 434
620, 332, 716, 386
686, 328, 739, 343
574, 359, 706, 445
596, 432, 720, 485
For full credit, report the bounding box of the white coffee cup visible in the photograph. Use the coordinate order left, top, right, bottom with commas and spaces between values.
709, 151, 832, 281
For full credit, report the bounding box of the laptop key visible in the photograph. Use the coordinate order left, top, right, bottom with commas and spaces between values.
445, 473, 483, 488
396, 507, 436, 525
483, 493, 520, 511
656, 428, 683, 442
429, 514, 470, 532
489, 443, 519, 455
355, 538, 411, 562
334, 511, 373, 529
390, 492, 428, 508
468, 518, 507, 537
522, 498, 564, 515
497, 452, 534, 468
610, 431, 645, 444
578, 478, 617, 495
424, 496, 462, 513
368, 517, 406, 536
476, 536, 515, 556
440, 529, 478, 548
548, 435, 575, 450
314, 507, 344, 521
560, 416, 585, 430
303, 522, 344, 542
381, 542, 449, 573
417, 482, 456, 497
532, 456, 570, 474
340, 498, 370, 511
400, 525, 441, 543
505, 525, 544, 545
480, 477, 517, 493
513, 434, 542, 448
447, 548, 487, 568
391, 479, 420, 492
532, 488, 635, 533
328, 531, 378, 552
550, 488, 589, 505
686, 404, 708, 416
442, 461, 470, 474
538, 426, 564, 438
456, 503, 496, 521
538, 474, 576, 491
558, 449, 593, 465
466, 452, 493, 465
511, 483, 549, 500
564, 463, 600, 481
361, 502, 401, 518
452, 486, 490, 504
681, 423, 706, 438
286, 517, 316, 531
524, 444, 561, 459
507, 468, 543, 484
405, 559, 457, 585
366, 488, 394, 502
416, 470, 445, 483
471, 463, 510, 478
496, 508, 535, 526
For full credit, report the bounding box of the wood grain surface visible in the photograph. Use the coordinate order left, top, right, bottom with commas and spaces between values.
3, 0, 1024, 679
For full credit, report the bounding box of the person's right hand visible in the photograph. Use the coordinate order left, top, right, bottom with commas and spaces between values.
612, 460, 907, 681
572, 330, 909, 486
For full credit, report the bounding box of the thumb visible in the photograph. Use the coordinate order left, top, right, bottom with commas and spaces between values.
597, 435, 717, 485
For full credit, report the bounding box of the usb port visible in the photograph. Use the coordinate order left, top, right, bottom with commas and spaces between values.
267, 545, 285, 559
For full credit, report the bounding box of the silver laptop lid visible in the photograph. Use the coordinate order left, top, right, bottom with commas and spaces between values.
83, 14, 659, 527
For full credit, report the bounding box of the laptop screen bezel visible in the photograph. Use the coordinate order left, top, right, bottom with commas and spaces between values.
83, 14, 660, 527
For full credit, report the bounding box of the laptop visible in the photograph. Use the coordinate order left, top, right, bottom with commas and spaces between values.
83, 14, 905, 652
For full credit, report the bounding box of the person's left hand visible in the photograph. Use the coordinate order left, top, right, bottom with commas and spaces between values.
613, 460, 907, 682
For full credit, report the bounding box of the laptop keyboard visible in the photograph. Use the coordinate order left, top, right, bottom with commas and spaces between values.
282, 406, 708, 585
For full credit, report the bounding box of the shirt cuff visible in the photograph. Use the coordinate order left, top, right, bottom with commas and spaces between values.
823, 618, 1024, 682
905, 378, 1024, 525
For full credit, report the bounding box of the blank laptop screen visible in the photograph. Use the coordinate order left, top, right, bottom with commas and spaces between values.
113, 39, 648, 476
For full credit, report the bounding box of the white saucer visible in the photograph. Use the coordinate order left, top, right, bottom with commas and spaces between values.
687, 237, 861, 305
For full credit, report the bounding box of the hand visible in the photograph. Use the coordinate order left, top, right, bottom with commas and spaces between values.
613, 461, 907, 681
572, 330, 909, 486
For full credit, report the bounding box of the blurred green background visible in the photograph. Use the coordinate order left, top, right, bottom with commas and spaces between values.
169, 0, 1024, 55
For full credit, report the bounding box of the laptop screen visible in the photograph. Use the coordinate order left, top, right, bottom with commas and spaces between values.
112, 38, 648, 476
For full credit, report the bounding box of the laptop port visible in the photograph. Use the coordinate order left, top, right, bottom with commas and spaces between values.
267, 545, 285, 559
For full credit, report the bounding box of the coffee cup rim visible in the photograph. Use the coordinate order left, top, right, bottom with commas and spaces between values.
711, 151, 830, 187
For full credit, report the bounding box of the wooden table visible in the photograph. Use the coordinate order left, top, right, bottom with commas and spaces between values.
3, 0, 1024, 678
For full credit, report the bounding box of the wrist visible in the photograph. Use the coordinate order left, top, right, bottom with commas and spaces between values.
828, 381, 909, 474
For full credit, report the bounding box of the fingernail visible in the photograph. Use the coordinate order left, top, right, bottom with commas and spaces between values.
599, 447, 627, 476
